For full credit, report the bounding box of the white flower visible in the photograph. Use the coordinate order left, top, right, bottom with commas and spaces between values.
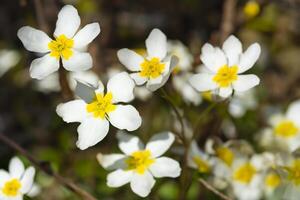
56, 72, 142, 150
0, 157, 36, 200
97, 132, 181, 197
189, 35, 261, 98
117, 28, 178, 91
17, 5, 100, 80
0, 50, 20, 77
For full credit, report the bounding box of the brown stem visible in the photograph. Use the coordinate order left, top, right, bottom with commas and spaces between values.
220, 0, 237, 43
198, 178, 233, 200
0, 133, 97, 200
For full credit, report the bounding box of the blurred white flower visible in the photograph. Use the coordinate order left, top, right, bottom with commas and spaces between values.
0, 50, 20, 77
17, 5, 100, 80
117, 28, 178, 91
229, 89, 257, 118
56, 72, 142, 150
97, 132, 181, 197
0, 157, 36, 200
189, 35, 260, 98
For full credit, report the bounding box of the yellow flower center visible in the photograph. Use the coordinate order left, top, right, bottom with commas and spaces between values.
233, 163, 257, 184
286, 159, 300, 186
140, 57, 165, 79
274, 120, 298, 138
2, 179, 22, 197
216, 147, 234, 166
193, 156, 211, 173
243, 1, 260, 19
125, 150, 155, 174
86, 92, 116, 119
213, 65, 238, 88
265, 173, 281, 188
48, 34, 74, 60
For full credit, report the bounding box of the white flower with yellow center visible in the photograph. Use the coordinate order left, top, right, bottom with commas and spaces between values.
187, 141, 212, 174
56, 72, 142, 150
189, 35, 260, 98
17, 5, 100, 80
117, 29, 178, 91
97, 132, 181, 197
0, 157, 36, 200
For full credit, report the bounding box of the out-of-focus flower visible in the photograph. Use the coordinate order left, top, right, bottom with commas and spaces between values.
188, 141, 212, 174
117, 29, 178, 91
189, 35, 260, 98
243, 1, 260, 19
0, 157, 36, 200
56, 72, 141, 150
97, 132, 181, 197
17, 5, 100, 80
0, 49, 20, 77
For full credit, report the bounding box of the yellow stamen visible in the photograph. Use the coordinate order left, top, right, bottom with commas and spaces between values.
140, 57, 165, 79
125, 150, 155, 174
243, 1, 260, 19
265, 173, 281, 188
233, 163, 256, 184
216, 147, 234, 166
285, 159, 300, 186
2, 179, 22, 197
86, 92, 116, 119
48, 34, 74, 60
213, 65, 238, 88
274, 120, 298, 138
193, 156, 211, 173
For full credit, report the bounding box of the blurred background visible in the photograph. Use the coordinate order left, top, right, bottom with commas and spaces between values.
1, 0, 300, 199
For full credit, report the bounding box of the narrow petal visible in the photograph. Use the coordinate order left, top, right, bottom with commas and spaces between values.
287, 100, 300, 125
29, 54, 59, 80
54, 5, 80, 38
238, 43, 261, 73
232, 74, 260, 92
145, 132, 175, 158
62, 51, 92, 72
146, 29, 167, 60
117, 49, 144, 71
9, 157, 25, 179
130, 171, 155, 197
20, 167, 35, 194
188, 73, 218, 92
130, 73, 147, 85
149, 157, 181, 178
107, 72, 135, 103
200, 44, 227, 72
73, 23, 100, 50
56, 100, 87, 123
116, 132, 144, 155
97, 153, 126, 170
0, 170, 10, 187
222, 35, 242, 66
218, 87, 233, 98
108, 105, 142, 131
107, 169, 132, 187
17, 26, 51, 53
76, 117, 109, 150
74, 80, 97, 103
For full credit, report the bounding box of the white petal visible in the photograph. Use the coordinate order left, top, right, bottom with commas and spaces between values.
146, 132, 175, 158
117, 49, 144, 71
0, 170, 10, 187
222, 35, 242, 66
149, 157, 181, 178
200, 44, 227, 72
29, 54, 59, 80
62, 51, 92, 72
130, 171, 155, 197
97, 153, 126, 170
287, 100, 300, 125
116, 132, 144, 155
238, 43, 261, 73
130, 73, 147, 85
74, 80, 97, 103
20, 167, 35, 194
9, 157, 25, 179
68, 71, 99, 90
27, 184, 41, 197
76, 117, 109, 150
232, 75, 260, 92
54, 5, 80, 38
56, 100, 87, 123
146, 29, 167, 60
73, 23, 100, 50
107, 169, 132, 187
107, 72, 135, 103
146, 75, 163, 86
108, 105, 142, 131
17, 26, 51, 53
189, 73, 218, 92
219, 87, 233, 98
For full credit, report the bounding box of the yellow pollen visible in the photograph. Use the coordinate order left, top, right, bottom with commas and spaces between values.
216, 147, 234, 166
213, 65, 238, 88
2, 179, 22, 197
48, 34, 74, 60
285, 159, 300, 186
274, 120, 298, 138
125, 150, 155, 174
139, 57, 165, 79
193, 156, 211, 173
265, 173, 281, 188
243, 1, 260, 19
86, 92, 116, 119
233, 163, 256, 184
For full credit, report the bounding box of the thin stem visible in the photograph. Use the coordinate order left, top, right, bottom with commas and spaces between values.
220, 0, 237, 43
198, 178, 233, 200
0, 133, 97, 200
